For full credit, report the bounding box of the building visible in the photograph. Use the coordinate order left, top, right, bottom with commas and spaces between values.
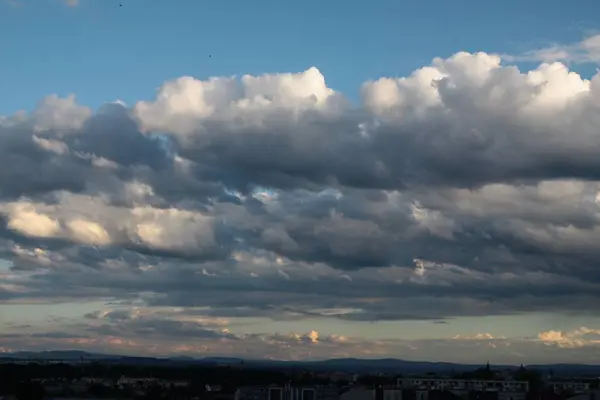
340, 387, 375, 400
397, 379, 529, 394
550, 382, 591, 394
382, 389, 403, 400
342, 386, 460, 400
340, 377, 530, 400
236, 385, 339, 400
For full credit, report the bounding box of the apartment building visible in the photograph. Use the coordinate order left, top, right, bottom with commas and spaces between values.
397, 379, 529, 393
343, 385, 465, 400
550, 382, 590, 394
236, 384, 339, 400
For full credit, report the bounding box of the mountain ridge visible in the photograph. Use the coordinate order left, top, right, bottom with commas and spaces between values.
2, 350, 599, 374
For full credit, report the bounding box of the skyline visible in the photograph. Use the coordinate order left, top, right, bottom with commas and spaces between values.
2, 0, 600, 364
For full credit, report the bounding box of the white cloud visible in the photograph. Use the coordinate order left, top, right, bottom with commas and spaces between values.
504, 34, 600, 64
66, 219, 111, 246
33, 94, 91, 133
132, 67, 340, 136
538, 327, 600, 348
4, 202, 61, 238
0, 194, 216, 255
129, 207, 215, 252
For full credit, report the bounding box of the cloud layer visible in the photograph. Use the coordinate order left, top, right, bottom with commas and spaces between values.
505, 34, 600, 64
3, 50, 600, 363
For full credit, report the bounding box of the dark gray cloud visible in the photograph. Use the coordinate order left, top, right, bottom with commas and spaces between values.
1, 53, 600, 335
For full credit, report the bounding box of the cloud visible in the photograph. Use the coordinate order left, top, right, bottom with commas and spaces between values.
2, 312, 600, 363
504, 34, 600, 64
538, 327, 600, 349
3, 50, 600, 361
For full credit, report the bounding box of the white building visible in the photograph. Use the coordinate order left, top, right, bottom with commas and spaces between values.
551, 382, 591, 393
397, 379, 529, 393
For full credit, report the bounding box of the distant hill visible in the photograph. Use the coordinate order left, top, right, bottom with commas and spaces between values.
239, 358, 504, 373
3, 350, 600, 374
526, 363, 600, 375
203, 357, 245, 364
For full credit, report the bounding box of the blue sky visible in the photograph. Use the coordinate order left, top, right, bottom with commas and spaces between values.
1, 0, 600, 363
1, 0, 598, 113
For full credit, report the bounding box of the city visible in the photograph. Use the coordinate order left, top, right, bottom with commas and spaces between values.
0, 358, 599, 400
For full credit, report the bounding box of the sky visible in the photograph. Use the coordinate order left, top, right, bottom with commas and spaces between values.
1, 0, 600, 364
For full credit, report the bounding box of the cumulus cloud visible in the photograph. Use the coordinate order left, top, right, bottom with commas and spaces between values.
538, 327, 600, 349
3, 48, 600, 361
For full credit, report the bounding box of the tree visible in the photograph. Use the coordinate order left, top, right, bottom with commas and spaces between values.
513, 368, 543, 394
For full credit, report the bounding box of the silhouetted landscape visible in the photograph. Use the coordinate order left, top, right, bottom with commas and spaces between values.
1, 354, 599, 400
3, 350, 600, 374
